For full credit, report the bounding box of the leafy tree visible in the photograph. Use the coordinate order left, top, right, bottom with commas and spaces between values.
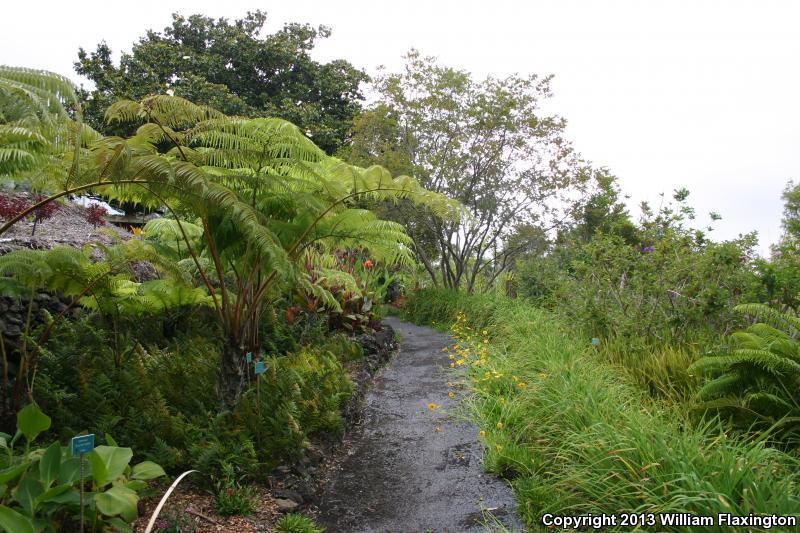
568, 170, 638, 245
780, 180, 800, 241
343, 51, 586, 292
756, 180, 800, 312
74, 11, 368, 154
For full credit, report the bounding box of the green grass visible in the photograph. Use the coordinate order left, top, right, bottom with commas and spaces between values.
405, 289, 800, 532
275, 513, 325, 533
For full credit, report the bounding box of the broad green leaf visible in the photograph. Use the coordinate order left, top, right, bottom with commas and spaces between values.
88, 446, 132, 488
0, 463, 29, 485
25, 448, 45, 462
34, 483, 72, 506
122, 480, 146, 492
95, 485, 138, 522
38, 443, 61, 488
13, 475, 42, 516
107, 516, 133, 533
58, 457, 80, 485
131, 461, 165, 481
16, 405, 50, 442
0, 505, 35, 533
39, 488, 80, 506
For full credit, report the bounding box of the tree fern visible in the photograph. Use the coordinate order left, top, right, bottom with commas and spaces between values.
689, 305, 800, 444
3, 87, 458, 407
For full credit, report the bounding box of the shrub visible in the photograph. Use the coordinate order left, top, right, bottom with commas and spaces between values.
518, 232, 762, 351
0, 194, 28, 221
30, 196, 58, 236
84, 204, 107, 227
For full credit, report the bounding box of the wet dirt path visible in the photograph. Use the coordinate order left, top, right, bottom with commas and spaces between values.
316, 317, 523, 533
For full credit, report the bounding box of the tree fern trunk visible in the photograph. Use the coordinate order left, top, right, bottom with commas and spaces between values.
219, 341, 244, 409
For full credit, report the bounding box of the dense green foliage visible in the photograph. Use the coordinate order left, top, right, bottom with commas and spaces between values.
405, 290, 800, 531
690, 304, 800, 444
34, 316, 355, 479
75, 11, 367, 153
0, 404, 165, 532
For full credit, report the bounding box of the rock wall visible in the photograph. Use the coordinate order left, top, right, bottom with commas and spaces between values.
0, 292, 76, 368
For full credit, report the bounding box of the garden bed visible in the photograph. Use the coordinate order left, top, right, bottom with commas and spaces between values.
131, 324, 398, 532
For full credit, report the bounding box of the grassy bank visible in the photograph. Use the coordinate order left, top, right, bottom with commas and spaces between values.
405, 289, 800, 531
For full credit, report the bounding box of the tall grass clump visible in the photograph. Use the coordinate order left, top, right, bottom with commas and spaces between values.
407, 290, 800, 531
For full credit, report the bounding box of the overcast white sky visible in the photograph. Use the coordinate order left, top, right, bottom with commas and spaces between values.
2, 0, 798, 254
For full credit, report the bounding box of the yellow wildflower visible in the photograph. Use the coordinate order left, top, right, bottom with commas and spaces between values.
434, 426, 441, 433
479, 430, 486, 437
496, 421, 504, 429
449, 391, 455, 398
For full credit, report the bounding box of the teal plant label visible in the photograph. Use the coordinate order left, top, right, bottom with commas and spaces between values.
71, 434, 95, 456
254, 361, 266, 375
246, 352, 252, 363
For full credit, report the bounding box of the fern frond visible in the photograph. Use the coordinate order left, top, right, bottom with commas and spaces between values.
735, 303, 800, 334
696, 374, 745, 401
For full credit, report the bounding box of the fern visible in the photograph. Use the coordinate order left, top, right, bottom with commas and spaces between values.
690, 305, 800, 444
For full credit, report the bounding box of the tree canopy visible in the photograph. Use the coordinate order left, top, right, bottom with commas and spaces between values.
74, 11, 368, 154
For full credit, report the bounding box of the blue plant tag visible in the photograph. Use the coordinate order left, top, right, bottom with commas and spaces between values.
245, 352, 252, 363
254, 361, 266, 375
71, 434, 95, 456
591, 337, 600, 346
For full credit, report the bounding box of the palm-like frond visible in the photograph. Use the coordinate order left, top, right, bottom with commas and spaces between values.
0, 66, 85, 180
0, 66, 79, 120
691, 305, 800, 442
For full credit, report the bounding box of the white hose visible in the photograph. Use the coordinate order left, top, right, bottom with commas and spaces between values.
143, 470, 199, 533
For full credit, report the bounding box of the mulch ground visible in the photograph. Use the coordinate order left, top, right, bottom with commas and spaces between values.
132, 482, 281, 532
